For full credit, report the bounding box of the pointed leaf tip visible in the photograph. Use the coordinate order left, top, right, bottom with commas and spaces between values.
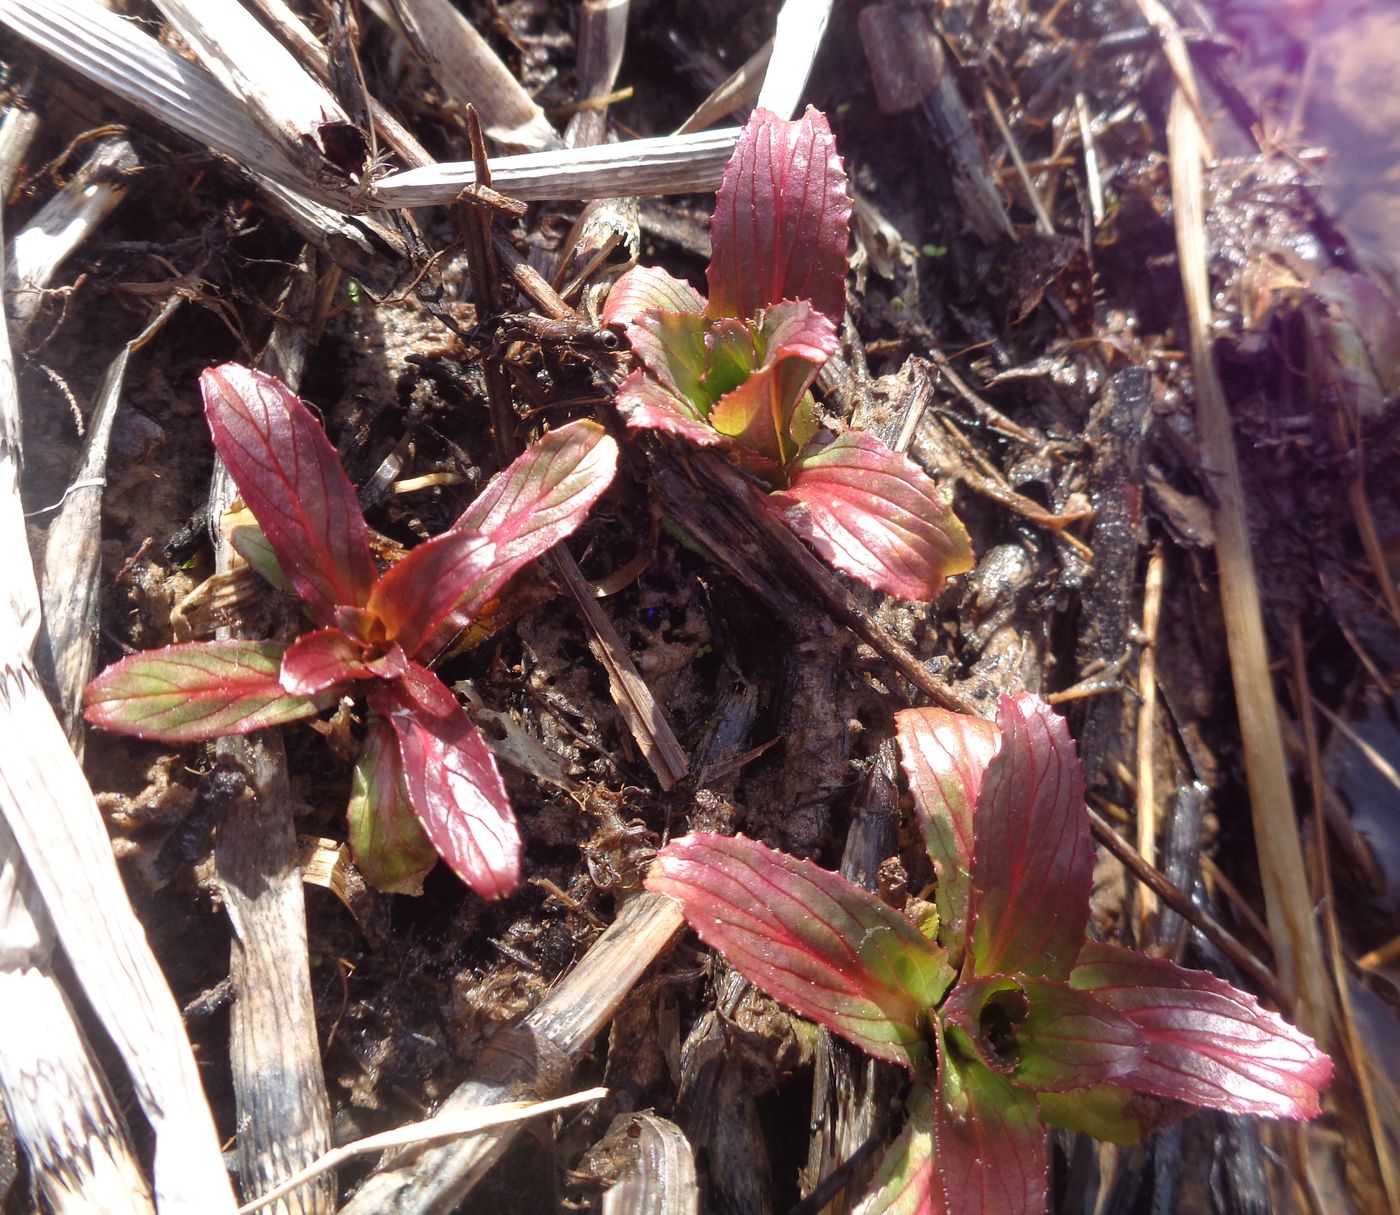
1071, 942, 1333, 1119
646, 833, 951, 1069
770, 431, 974, 601
708, 107, 852, 324
201, 364, 375, 624
969, 694, 1093, 981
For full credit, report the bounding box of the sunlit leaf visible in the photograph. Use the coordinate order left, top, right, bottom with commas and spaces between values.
377, 665, 520, 900
645, 832, 952, 1068
84, 640, 323, 742
279, 627, 407, 697
201, 364, 375, 623
365, 530, 497, 659
1070, 941, 1333, 1118
943, 974, 1144, 1093
853, 1083, 944, 1215
412, 423, 618, 660
769, 431, 974, 602
968, 695, 1092, 981
707, 107, 852, 325
348, 714, 438, 894
894, 707, 1000, 963
602, 264, 706, 329
935, 1028, 1047, 1215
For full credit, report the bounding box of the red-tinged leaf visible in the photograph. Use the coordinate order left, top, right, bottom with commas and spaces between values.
968, 695, 1093, 981
769, 431, 974, 602
1070, 941, 1334, 1118
943, 975, 1145, 1093
201, 364, 375, 623
84, 641, 324, 742
364, 529, 497, 659
756, 299, 841, 366
935, 1029, 1047, 1215
279, 628, 407, 697
614, 369, 727, 446
645, 833, 952, 1069
602, 264, 706, 328
377, 667, 520, 900
709, 361, 804, 466
347, 715, 438, 895
853, 1083, 944, 1215
895, 707, 1000, 963
707, 107, 852, 325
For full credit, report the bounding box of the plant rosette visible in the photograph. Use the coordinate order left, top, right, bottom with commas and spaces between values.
604, 106, 974, 602
646, 694, 1332, 1214
85, 364, 618, 898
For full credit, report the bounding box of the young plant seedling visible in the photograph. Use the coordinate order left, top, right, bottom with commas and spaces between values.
604, 107, 974, 602
85, 364, 618, 898
646, 694, 1332, 1214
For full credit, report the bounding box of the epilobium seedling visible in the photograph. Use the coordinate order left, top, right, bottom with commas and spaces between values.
604, 107, 973, 602
85, 365, 618, 898
647, 694, 1331, 1214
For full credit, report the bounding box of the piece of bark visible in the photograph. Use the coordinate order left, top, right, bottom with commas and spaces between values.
800, 747, 902, 1214
211, 251, 335, 1215
338, 892, 684, 1215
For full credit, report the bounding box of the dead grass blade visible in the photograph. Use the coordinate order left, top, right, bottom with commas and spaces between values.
1167, 87, 1330, 1038
209, 250, 336, 1215
385, 0, 559, 151
237, 1088, 607, 1215
597, 1113, 699, 1215
369, 127, 741, 207
5, 133, 139, 340
148, 0, 366, 184
0, 148, 236, 1214
755, 0, 834, 119
39, 294, 182, 750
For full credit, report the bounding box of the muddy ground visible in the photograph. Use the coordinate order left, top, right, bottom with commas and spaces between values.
3, 2, 1400, 1213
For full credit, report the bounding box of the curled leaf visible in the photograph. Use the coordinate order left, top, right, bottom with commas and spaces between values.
769, 430, 974, 601
1070, 941, 1333, 1119
968, 695, 1092, 981
365, 529, 497, 659
942, 974, 1145, 1093
613, 369, 728, 447
279, 628, 407, 697
201, 364, 375, 623
646, 832, 952, 1069
84, 640, 323, 742
348, 715, 438, 895
707, 107, 852, 324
